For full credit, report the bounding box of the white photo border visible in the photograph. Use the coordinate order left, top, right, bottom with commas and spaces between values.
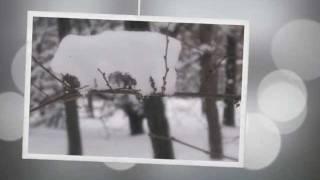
23, 11, 250, 168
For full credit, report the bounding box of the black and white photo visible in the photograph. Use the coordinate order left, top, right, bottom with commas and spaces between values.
23, 11, 249, 167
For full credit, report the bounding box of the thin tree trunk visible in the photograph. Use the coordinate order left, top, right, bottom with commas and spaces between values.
124, 21, 174, 158
58, 18, 82, 155
223, 34, 237, 126
199, 25, 223, 159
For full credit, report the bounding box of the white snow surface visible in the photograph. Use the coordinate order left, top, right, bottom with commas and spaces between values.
51, 31, 182, 95
29, 99, 240, 161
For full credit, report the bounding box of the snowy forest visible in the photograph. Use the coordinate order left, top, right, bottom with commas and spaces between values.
28, 17, 245, 162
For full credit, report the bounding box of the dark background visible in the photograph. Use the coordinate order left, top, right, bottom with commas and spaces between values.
1, 0, 319, 179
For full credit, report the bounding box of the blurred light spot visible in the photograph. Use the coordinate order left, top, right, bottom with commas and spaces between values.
276, 106, 307, 134
245, 113, 281, 170
11, 45, 26, 93
272, 19, 320, 80
104, 162, 135, 171
0, 92, 24, 141
258, 70, 307, 123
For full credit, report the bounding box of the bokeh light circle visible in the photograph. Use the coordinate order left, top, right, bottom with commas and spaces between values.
276, 106, 307, 134
0, 92, 24, 141
11, 45, 26, 93
245, 113, 281, 170
258, 70, 307, 123
104, 162, 135, 171
272, 19, 320, 81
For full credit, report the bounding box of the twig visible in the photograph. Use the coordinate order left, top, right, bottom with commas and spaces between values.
31, 83, 49, 98
76, 85, 89, 90
149, 76, 157, 94
32, 56, 70, 88
148, 133, 238, 161
161, 23, 170, 94
93, 88, 141, 95
173, 92, 240, 101
30, 92, 81, 112
97, 68, 113, 90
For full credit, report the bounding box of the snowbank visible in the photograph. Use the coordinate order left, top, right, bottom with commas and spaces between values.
51, 31, 182, 95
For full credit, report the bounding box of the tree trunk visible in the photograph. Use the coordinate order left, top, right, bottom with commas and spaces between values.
223, 34, 237, 126
123, 104, 144, 135
124, 21, 174, 158
199, 25, 223, 159
58, 18, 82, 155
144, 97, 174, 159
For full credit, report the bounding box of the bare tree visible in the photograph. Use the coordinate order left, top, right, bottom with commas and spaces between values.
58, 18, 83, 155
199, 24, 223, 159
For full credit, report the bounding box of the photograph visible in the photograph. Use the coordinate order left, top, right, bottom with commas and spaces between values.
23, 11, 249, 167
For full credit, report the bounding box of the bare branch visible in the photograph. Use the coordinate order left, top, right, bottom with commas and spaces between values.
31, 83, 49, 98
93, 89, 240, 101
149, 133, 237, 161
161, 23, 170, 94
30, 92, 81, 112
76, 85, 89, 90
149, 76, 157, 94
173, 92, 240, 101
32, 56, 70, 88
97, 68, 113, 90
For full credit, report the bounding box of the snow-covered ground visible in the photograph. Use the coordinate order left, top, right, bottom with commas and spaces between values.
29, 98, 240, 161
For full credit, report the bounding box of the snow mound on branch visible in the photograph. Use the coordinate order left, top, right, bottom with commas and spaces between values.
51, 31, 182, 95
